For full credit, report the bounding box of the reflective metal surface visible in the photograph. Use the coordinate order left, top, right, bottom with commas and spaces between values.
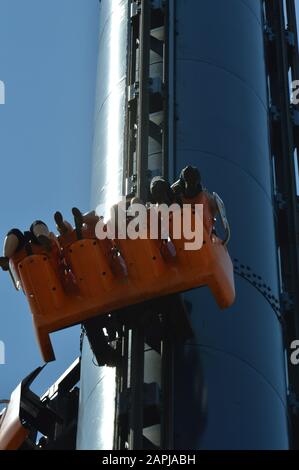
91, 0, 128, 218
76, 0, 128, 450
76, 336, 116, 450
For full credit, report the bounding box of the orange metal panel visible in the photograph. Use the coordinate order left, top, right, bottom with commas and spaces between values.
11, 199, 235, 362
0, 385, 28, 450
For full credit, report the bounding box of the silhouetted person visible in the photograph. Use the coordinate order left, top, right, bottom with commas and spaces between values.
172, 165, 203, 199
150, 176, 176, 206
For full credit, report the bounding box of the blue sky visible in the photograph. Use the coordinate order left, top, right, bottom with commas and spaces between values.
0, 0, 99, 400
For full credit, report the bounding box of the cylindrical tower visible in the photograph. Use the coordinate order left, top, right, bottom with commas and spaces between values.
76, 0, 129, 450
77, 0, 290, 450
171, 0, 288, 449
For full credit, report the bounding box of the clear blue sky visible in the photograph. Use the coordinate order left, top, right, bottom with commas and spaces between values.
0, 0, 99, 401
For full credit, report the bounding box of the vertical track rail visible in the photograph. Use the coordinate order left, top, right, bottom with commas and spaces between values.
161, 323, 174, 449
116, 0, 178, 450
129, 326, 145, 449
264, 0, 299, 448
136, 0, 151, 202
